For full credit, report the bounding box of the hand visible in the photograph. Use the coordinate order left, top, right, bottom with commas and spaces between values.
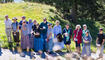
102, 42, 104, 45
14, 32, 16, 34
84, 40, 89, 44
46, 39, 49, 42
40, 28, 44, 30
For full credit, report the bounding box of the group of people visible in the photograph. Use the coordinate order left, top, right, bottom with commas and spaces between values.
4, 15, 105, 59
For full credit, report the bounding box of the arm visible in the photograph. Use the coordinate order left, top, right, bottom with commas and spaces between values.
96, 38, 98, 44
16, 25, 19, 32
53, 26, 56, 35
62, 28, 65, 36
102, 39, 105, 45
102, 35, 105, 45
59, 25, 62, 34
47, 32, 52, 40
70, 29, 72, 38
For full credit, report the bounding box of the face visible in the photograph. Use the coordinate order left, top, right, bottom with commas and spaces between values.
13, 20, 16, 22
22, 18, 25, 20
83, 26, 87, 30
86, 32, 89, 36
66, 25, 69, 29
36, 24, 39, 28
5, 16, 8, 20
77, 26, 80, 29
23, 22, 26, 25
99, 30, 103, 34
48, 25, 51, 29
43, 20, 47, 23
56, 22, 59, 26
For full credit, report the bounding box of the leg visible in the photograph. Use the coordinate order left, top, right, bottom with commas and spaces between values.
42, 34, 47, 51
99, 45, 104, 58
66, 44, 71, 52
48, 39, 53, 52
81, 45, 86, 57
86, 45, 91, 56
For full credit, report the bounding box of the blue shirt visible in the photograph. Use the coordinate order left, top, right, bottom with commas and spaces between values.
11, 22, 19, 32
27, 22, 33, 34
19, 20, 28, 29
47, 28, 53, 39
21, 24, 28, 36
53, 25, 62, 38
83, 35, 91, 45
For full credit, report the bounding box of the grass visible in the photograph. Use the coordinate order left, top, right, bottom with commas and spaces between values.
0, 2, 105, 53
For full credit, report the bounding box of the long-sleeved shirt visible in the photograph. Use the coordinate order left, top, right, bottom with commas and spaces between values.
27, 22, 33, 34
53, 25, 62, 38
4, 19, 12, 29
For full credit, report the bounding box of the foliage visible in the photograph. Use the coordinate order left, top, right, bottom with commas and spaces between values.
0, 2, 105, 52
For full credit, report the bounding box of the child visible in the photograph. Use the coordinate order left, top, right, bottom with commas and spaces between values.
81, 30, 92, 57
47, 23, 53, 54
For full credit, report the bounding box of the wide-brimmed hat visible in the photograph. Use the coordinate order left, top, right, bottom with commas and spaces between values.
22, 16, 26, 18
47, 23, 52, 26
12, 17, 17, 20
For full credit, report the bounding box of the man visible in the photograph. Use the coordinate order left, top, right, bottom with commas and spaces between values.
40, 18, 49, 51
19, 16, 28, 30
96, 28, 105, 59
4, 15, 12, 48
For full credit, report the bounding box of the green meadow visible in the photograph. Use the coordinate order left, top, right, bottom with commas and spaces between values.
0, 2, 105, 53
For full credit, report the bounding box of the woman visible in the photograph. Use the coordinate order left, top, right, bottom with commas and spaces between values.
82, 24, 92, 46
21, 20, 30, 50
11, 17, 19, 47
28, 19, 34, 49
33, 23, 44, 54
81, 30, 92, 57
62, 24, 72, 52
53, 20, 64, 51
73, 24, 82, 54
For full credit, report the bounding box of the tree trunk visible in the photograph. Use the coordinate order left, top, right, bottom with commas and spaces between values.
71, 0, 78, 23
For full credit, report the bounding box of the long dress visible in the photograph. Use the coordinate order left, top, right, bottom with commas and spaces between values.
21, 24, 30, 49
53, 25, 64, 51
32, 25, 44, 52
28, 22, 34, 49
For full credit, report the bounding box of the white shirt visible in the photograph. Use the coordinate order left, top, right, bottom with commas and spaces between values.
4, 19, 12, 29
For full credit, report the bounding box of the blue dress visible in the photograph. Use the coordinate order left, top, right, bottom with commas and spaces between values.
28, 22, 34, 48
32, 25, 44, 52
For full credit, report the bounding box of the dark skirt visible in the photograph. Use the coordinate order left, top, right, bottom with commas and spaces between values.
34, 37, 44, 52
63, 37, 71, 45
12, 32, 19, 42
